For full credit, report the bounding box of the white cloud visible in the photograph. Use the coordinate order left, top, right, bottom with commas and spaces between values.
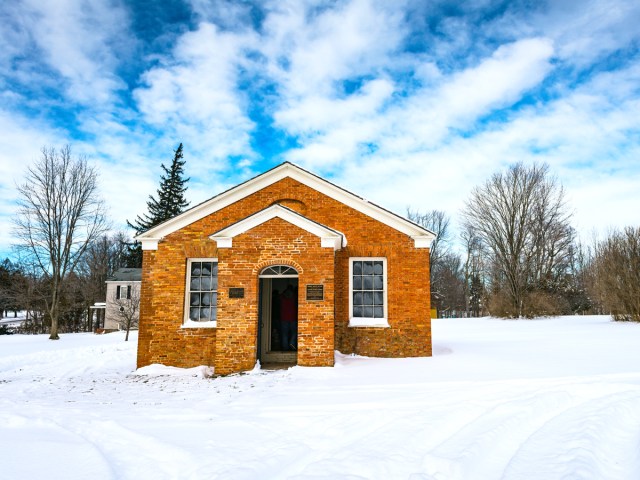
279, 36, 555, 182
262, 0, 407, 98
3, 0, 133, 106
534, 0, 640, 67
133, 22, 257, 174
435, 38, 554, 124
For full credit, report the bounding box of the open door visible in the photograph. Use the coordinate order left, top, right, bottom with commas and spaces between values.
258, 267, 298, 367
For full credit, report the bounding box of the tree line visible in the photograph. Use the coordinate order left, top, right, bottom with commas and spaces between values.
411, 162, 640, 321
2, 146, 639, 338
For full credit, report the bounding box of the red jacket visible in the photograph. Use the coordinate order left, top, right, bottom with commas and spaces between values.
280, 294, 297, 322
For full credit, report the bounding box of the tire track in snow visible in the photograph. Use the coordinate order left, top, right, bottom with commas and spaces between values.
67, 418, 202, 480
415, 389, 575, 479
503, 389, 640, 479
414, 385, 640, 480
0, 413, 118, 480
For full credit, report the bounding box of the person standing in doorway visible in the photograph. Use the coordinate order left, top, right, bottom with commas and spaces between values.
279, 284, 297, 351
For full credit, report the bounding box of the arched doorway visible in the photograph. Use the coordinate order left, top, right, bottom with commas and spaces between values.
258, 265, 299, 366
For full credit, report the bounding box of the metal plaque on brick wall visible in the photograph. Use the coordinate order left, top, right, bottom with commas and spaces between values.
228, 287, 245, 299
306, 284, 324, 301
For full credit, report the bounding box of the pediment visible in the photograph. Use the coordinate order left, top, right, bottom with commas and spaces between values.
136, 162, 434, 250
209, 204, 346, 251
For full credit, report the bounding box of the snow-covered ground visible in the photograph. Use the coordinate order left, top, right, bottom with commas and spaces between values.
1, 315, 640, 480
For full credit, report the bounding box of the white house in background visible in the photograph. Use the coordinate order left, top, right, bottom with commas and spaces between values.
104, 268, 142, 331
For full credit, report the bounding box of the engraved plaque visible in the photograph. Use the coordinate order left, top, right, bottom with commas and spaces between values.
306, 284, 324, 301
229, 287, 245, 299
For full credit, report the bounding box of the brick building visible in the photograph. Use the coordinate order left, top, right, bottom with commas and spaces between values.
135, 162, 435, 375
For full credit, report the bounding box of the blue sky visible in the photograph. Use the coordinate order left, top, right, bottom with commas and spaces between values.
1, 0, 639, 257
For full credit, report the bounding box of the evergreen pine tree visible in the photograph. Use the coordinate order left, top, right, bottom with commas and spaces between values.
126, 144, 190, 267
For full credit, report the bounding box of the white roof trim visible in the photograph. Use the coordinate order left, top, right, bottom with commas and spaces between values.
209, 204, 346, 251
136, 162, 434, 250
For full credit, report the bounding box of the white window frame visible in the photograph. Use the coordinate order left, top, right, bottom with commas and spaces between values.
183, 258, 218, 328
118, 284, 131, 300
348, 257, 389, 328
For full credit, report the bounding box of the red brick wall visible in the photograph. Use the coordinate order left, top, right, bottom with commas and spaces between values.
137, 176, 431, 374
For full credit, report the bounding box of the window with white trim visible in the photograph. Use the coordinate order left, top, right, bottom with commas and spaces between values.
185, 259, 218, 325
349, 258, 389, 327
116, 285, 131, 300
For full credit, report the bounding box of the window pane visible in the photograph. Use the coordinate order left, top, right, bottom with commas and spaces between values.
374, 306, 384, 318
201, 262, 212, 276
373, 275, 384, 290
211, 307, 217, 321
190, 293, 200, 306
353, 261, 362, 275
201, 293, 211, 306
211, 276, 218, 290
353, 292, 363, 305
201, 276, 211, 290
353, 276, 362, 290
374, 292, 384, 305
363, 306, 374, 318
373, 262, 383, 275
363, 262, 374, 275
189, 308, 199, 321
353, 306, 363, 317
363, 276, 373, 290
191, 262, 201, 276
190, 277, 200, 291
363, 292, 373, 305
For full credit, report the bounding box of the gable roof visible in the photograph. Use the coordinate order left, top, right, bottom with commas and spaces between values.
210, 204, 346, 251
135, 162, 435, 250
107, 268, 142, 282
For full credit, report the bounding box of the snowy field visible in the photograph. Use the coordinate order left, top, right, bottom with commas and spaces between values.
1, 316, 640, 480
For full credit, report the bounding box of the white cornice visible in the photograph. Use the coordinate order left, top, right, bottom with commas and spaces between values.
136, 162, 435, 250
209, 204, 346, 251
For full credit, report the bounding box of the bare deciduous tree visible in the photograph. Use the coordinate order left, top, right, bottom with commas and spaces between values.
13, 146, 108, 339
460, 223, 487, 317
590, 226, 640, 322
112, 283, 140, 341
407, 209, 451, 268
461, 162, 573, 317
407, 209, 453, 311
436, 252, 466, 317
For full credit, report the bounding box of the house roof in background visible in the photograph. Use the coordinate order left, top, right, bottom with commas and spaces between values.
107, 268, 142, 282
